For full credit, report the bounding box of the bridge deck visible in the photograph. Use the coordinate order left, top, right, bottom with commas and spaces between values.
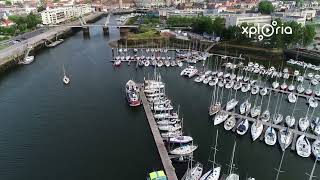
139, 85, 178, 180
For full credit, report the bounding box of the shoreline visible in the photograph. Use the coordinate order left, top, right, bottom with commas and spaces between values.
0, 12, 105, 74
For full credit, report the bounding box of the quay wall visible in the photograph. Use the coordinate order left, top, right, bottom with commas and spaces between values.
0, 12, 104, 74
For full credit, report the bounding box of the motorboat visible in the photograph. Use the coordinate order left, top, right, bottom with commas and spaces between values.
214, 111, 229, 125
170, 145, 198, 155
125, 80, 141, 107
285, 115, 295, 127
296, 135, 311, 158
278, 128, 293, 151
260, 110, 270, 122
157, 119, 178, 125
273, 114, 283, 125
312, 139, 320, 160
209, 78, 219, 86
224, 116, 236, 131
113, 59, 121, 66
161, 130, 182, 138
170, 136, 193, 144
299, 117, 310, 131
251, 121, 263, 141
226, 98, 238, 111
288, 93, 297, 103
250, 106, 261, 118
203, 76, 212, 84
209, 102, 221, 116
240, 100, 251, 115
19, 55, 35, 65
158, 124, 182, 132
236, 119, 249, 135
195, 75, 206, 83
264, 127, 277, 146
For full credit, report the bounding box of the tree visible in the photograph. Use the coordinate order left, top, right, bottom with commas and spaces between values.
212, 17, 224, 36
258, 1, 274, 15
37, 6, 45, 12
5, 0, 11, 5
303, 25, 316, 46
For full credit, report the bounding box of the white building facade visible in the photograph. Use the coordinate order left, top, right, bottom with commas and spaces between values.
41, 4, 94, 25
225, 14, 272, 27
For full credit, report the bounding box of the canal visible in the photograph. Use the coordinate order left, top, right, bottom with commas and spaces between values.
0, 16, 318, 180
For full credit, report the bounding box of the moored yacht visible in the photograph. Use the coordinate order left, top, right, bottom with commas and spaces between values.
125, 80, 141, 106
224, 116, 236, 131
236, 119, 249, 135
296, 135, 311, 158
251, 121, 263, 141
278, 128, 293, 151
264, 127, 277, 146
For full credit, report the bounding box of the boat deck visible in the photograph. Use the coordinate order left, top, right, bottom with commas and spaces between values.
139, 85, 178, 180
219, 110, 318, 141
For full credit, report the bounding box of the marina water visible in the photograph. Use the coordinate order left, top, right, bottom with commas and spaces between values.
0, 16, 318, 180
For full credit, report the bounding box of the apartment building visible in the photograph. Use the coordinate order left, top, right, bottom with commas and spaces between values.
41, 4, 94, 25
225, 14, 272, 27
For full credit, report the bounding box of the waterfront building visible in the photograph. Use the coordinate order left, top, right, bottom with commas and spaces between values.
41, 4, 94, 25
225, 14, 272, 27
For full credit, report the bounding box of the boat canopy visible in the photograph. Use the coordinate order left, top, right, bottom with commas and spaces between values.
149, 170, 167, 180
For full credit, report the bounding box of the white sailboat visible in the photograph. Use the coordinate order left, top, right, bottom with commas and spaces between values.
224, 116, 236, 131
251, 120, 263, 141
200, 130, 221, 180
226, 141, 239, 180
236, 119, 249, 135
226, 98, 239, 111
264, 127, 277, 146
214, 111, 228, 125
288, 93, 297, 103
299, 117, 310, 132
311, 139, 320, 161
250, 106, 261, 118
296, 135, 311, 158
240, 99, 251, 115
170, 144, 198, 155
278, 128, 293, 151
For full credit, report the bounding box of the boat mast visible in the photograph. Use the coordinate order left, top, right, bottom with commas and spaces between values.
212, 129, 219, 169
306, 158, 317, 180
274, 151, 285, 180
228, 140, 237, 175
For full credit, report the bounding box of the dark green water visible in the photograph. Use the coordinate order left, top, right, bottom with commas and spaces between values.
0, 16, 319, 180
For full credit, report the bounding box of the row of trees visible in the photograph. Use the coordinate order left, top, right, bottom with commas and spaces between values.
0, 13, 41, 36
167, 16, 316, 49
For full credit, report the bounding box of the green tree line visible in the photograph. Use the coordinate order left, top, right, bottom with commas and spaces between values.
167, 16, 315, 49
0, 13, 41, 36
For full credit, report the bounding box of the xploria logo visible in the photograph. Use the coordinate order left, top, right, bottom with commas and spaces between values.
241, 21, 293, 41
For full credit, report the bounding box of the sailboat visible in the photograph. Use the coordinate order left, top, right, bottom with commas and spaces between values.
224, 116, 236, 131
214, 111, 228, 125
278, 128, 293, 151
264, 127, 277, 146
170, 144, 198, 155
236, 119, 249, 135
288, 93, 297, 103
240, 99, 251, 115
209, 86, 221, 116
296, 135, 311, 158
226, 141, 239, 180
226, 98, 239, 111
311, 139, 320, 160
299, 117, 310, 132
251, 120, 263, 141
200, 130, 221, 180
62, 65, 70, 85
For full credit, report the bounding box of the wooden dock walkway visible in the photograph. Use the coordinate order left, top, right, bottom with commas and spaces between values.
139, 87, 178, 180
219, 110, 318, 141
